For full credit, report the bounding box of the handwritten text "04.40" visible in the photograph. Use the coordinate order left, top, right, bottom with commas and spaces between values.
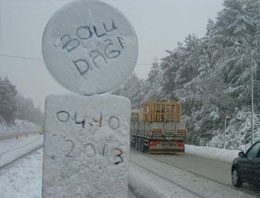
56, 110, 120, 130
59, 20, 125, 76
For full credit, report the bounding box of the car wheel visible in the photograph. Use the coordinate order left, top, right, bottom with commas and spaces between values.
232, 168, 243, 187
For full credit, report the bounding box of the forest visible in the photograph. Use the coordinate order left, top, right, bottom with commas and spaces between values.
0, 77, 43, 126
114, 0, 260, 149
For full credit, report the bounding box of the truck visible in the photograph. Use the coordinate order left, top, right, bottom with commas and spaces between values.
130, 101, 187, 154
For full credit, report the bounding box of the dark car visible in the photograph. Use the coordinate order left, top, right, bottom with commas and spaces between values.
231, 141, 260, 187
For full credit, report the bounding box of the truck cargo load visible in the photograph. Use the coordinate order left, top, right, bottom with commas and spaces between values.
130, 101, 187, 154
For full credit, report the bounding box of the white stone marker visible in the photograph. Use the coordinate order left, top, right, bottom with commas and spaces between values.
42, 0, 138, 96
42, 0, 137, 197
43, 94, 130, 198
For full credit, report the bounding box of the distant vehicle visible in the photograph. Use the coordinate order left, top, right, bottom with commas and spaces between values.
231, 141, 260, 187
130, 101, 187, 154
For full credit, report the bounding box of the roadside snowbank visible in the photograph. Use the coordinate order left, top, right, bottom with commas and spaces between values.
185, 145, 240, 163
0, 120, 39, 134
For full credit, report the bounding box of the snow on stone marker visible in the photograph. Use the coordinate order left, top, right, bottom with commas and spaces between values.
42, 0, 138, 96
42, 0, 137, 197
43, 95, 130, 198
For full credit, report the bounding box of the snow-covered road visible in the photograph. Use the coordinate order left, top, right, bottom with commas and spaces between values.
0, 136, 138, 198
0, 131, 39, 141
0, 136, 259, 198
0, 149, 138, 198
129, 149, 260, 198
0, 134, 43, 169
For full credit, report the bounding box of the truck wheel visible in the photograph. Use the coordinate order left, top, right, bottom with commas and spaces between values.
146, 146, 150, 153
137, 138, 141, 151
138, 138, 141, 151
132, 137, 136, 148
131, 141, 135, 148
135, 138, 139, 150
145, 141, 150, 153
141, 138, 144, 153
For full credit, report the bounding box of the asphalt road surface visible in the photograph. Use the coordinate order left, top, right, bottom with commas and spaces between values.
1, 135, 259, 198
129, 148, 260, 198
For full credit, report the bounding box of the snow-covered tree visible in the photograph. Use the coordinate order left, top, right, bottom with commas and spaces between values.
113, 73, 144, 108
161, 34, 205, 100
141, 59, 163, 102
212, 0, 254, 48
114, 0, 260, 148
15, 95, 44, 125
0, 77, 17, 124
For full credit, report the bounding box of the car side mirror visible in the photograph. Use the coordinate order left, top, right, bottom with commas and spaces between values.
238, 151, 246, 158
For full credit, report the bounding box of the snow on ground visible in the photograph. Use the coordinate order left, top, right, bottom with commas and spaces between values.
0, 135, 256, 198
0, 149, 43, 198
206, 109, 260, 150
129, 162, 198, 198
1, 148, 253, 198
0, 149, 136, 198
0, 144, 258, 198
185, 145, 240, 163
0, 134, 43, 168
129, 152, 257, 198
0, 120, 39, 134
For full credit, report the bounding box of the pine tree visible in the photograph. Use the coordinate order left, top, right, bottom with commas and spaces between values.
113, 0, 260, 147
142, 59, 163, 102
113, 73, 144, 108
0, 77, 17, 124
15, 95, 44, 125
213, 0, 254, 48
161, 35, 204, 100
245, 0, 260, 44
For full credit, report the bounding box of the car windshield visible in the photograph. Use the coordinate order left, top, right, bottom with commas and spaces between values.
0, 0, 260, 198
247, 142, 260, 160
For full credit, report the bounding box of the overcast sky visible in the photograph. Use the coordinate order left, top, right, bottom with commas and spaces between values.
0, 0, 223, 109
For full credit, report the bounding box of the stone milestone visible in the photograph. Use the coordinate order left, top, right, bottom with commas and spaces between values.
43, 94, 131, 198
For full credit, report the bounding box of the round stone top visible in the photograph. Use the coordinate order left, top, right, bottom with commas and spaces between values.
42, 0, 138, 95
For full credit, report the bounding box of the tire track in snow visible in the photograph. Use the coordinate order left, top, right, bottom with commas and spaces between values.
0, 136, 42, 156
0, 145, 43, 170
130, 160, 207, 198
128, 184, 146, 198
148, 155, 260, 197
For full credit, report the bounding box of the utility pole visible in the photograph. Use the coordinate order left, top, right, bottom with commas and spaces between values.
0, 1, 2, 46
251, 52, 254, 145
224, 118, 226, 149
224, 114, 229, 149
